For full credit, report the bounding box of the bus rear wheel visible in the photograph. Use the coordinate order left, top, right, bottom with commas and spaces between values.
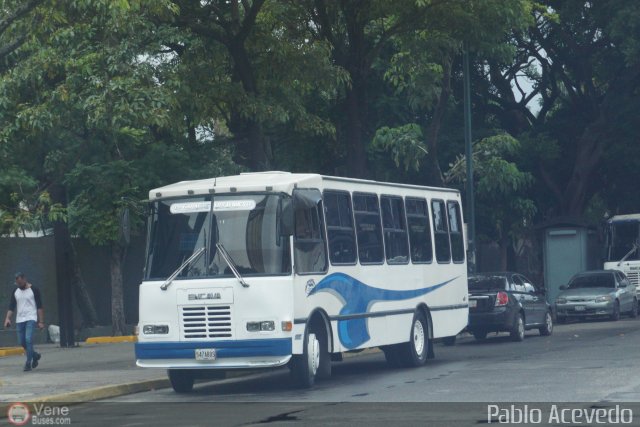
168, 369, 195, 393
396, 311, 429, 367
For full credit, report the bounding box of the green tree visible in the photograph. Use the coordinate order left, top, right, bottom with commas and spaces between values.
446, 134, 536, 269
481, 0, 640, 218
0, 0, 239, 333
165, 0, 343, 171
372, 0, 533, 185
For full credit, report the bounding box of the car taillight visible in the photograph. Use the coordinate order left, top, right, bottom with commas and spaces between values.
495, 291, 509, 307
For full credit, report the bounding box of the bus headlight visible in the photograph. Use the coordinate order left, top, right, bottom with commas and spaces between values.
142, 324, 169, 334
246, 321, 275, 332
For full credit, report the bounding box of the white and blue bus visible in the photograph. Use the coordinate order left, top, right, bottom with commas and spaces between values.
135, 172, 469, 392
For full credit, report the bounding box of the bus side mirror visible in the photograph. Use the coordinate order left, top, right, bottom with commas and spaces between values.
280, 198, 294, 236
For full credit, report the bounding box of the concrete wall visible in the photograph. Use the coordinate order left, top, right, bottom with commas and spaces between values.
0, 236, 145, 330
0, 236, 59, 324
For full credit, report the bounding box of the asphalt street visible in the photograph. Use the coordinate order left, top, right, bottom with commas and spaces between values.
70, 318, 640, 425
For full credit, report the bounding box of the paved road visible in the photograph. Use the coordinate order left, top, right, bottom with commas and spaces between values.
72, 318, 640, 425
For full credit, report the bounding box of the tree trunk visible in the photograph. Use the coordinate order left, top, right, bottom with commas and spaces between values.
423, 58, 452, 187
50, 184, 75, 347
498, 236, 509, 271
559, 120, 605, 216
227, 39, 271, 171
70, 241, 99, 327
344, 74, 370, 178
110, 241, 126, 336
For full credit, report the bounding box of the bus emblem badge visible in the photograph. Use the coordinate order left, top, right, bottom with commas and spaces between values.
305, 279, 316, 295
188, 292, 222, 300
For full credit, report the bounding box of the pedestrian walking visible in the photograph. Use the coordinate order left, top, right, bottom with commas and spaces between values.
4, 272, 45, 371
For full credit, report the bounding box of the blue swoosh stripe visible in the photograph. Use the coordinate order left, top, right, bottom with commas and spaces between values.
308, 273, 457, 349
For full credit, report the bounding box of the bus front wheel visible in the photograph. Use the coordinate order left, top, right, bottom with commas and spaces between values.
290, 331, 321, 388
168, 369, 195, 393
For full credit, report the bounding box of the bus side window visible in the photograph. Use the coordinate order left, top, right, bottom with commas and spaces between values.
405, 198, 433, 263
353, 193, 384, 264
293, 189, 328, 274
324, 190, 357, 265
431, 199, 451, 263
381, 196, 409, 264
447, 201, 465, 263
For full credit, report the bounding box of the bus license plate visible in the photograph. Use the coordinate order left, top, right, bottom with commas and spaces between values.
574, 306, 586, 312
195, 349, 217, 361
468, 300, 477, 308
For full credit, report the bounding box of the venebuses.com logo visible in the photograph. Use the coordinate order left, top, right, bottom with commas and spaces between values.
7, 402, 71, 425
7, 403, 30, 426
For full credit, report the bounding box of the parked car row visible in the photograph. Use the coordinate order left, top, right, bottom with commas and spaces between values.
464, 269, 638, 343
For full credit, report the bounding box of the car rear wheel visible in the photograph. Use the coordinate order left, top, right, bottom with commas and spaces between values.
630, 299, 638, 318
168, 369, 195, 393
510, 314, 525, 342
610, 300, 621, 321
539, 311, 553, 336
472, 330, 488, 341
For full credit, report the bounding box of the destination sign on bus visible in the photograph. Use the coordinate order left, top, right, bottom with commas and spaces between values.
169, 199, 256, 214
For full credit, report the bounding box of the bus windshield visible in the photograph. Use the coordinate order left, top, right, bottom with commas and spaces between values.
606, 221, 640, 262
145, 194, 291, 280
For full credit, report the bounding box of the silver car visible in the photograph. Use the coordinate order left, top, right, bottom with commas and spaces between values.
555, 270, 638, 322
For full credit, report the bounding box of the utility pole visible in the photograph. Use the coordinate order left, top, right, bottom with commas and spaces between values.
463, 43, 476, 273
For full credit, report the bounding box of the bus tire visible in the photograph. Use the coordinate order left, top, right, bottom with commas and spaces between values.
290, 329, 321, 388
168, 369, 195, 393
399, 311, 429, 367
316, 322, 332, 380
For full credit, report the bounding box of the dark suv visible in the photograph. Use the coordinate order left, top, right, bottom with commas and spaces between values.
467, 272, 553, 341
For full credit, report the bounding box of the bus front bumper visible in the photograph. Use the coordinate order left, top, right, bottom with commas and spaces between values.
135, 338, 292, 369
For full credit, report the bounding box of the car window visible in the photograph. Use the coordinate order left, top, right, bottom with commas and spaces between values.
511, 275, 526, 292
468, 275, 508, 291
568, 273, 616, 289
520, 275, 537, 293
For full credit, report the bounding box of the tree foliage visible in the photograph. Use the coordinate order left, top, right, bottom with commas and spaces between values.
1, 0, 640, 322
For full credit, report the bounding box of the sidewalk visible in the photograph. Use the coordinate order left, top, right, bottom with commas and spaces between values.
0, 341, 381, 406
0, 342, 166, 403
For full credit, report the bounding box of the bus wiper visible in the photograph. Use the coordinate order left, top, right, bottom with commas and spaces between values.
216, 243, 250, 288
160, 247, 206, 291
618, 242, 639, 266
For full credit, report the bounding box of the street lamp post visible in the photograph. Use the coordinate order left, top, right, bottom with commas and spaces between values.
463, 44, 476, 273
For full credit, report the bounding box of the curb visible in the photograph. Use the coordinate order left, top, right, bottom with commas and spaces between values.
0, 369, 259, 414
0, 377, 169, 416
0, 348, 382, 413
0, 347, 24, 357
85, 336, 137, 344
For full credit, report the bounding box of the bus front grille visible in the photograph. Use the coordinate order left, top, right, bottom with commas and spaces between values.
181, 306, 233, 340
626, 271, 640, 286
